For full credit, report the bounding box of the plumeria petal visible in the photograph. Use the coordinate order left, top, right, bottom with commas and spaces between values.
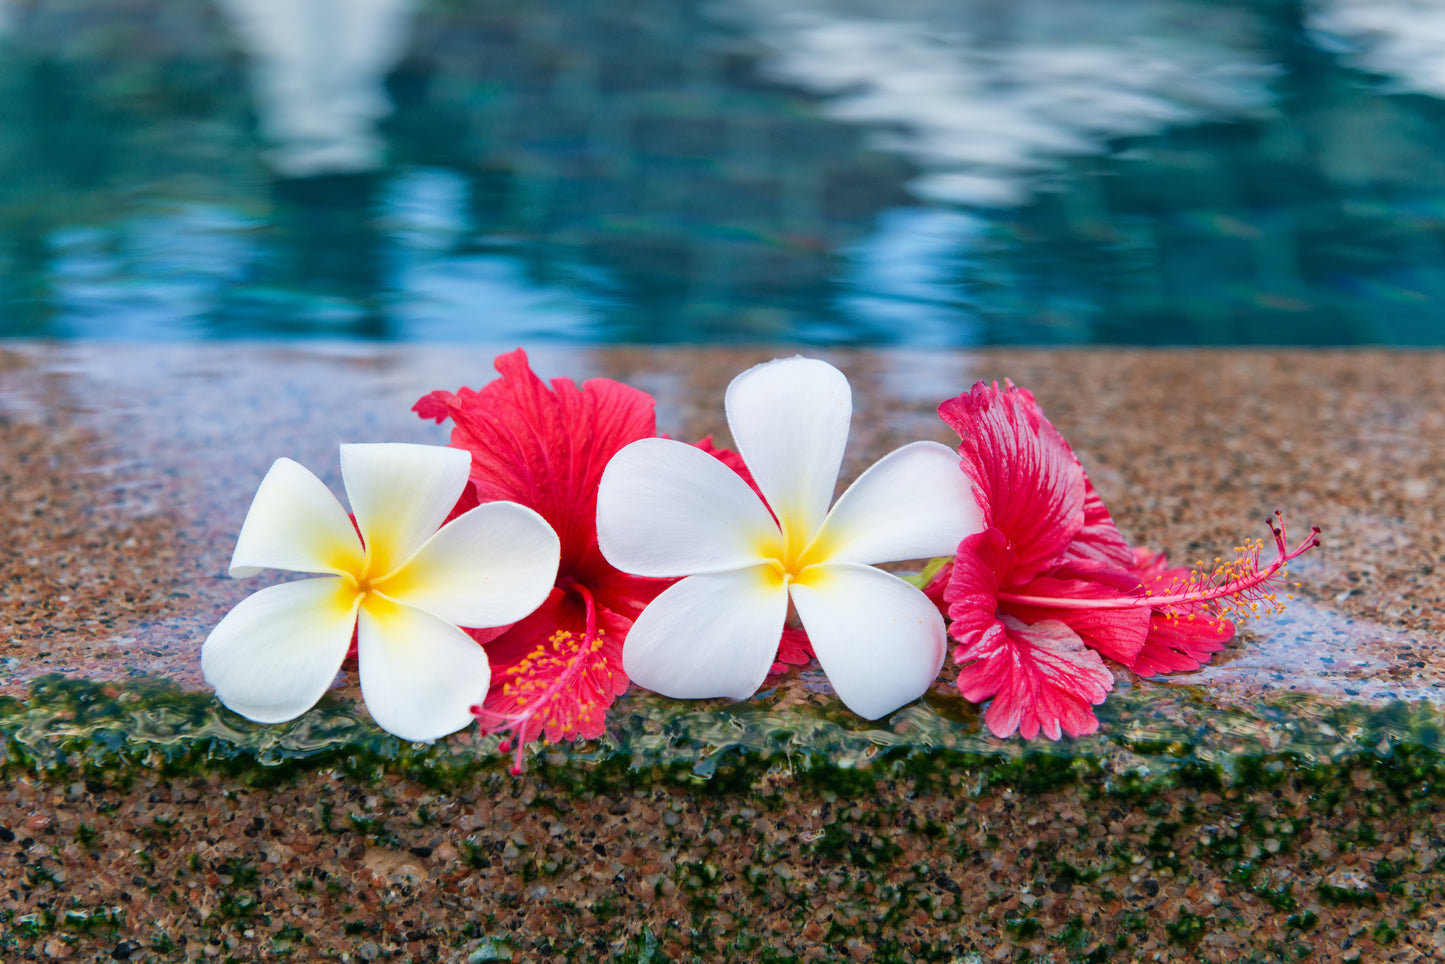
229, 458, 364, 578
955, 615, 1113, 741
379, 500, 560, 629
340, 443, 471, 579
622, 566, 789, 701
202, 577, 359, 724
725, 357, 851, 545
790, 563, 947, 720
816, 441, 982, 566
356, 594, 492, 742
597, 438, 778, 577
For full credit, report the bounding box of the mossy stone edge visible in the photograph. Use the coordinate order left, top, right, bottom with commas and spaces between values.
3, 674, 1442, 805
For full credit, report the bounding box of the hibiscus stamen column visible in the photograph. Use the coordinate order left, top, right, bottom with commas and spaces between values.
996, 511, 1320, 618
471, 584, 605, 775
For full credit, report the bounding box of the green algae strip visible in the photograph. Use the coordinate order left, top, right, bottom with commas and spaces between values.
2, 674, 1442, 799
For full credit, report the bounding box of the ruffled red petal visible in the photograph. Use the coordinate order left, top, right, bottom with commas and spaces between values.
953, 615, 1113, 741
766, 625, 816, 677
415, 348, 657, 574
943, 528, 1013, 645
938, 382, 1084, 585
1060, 474, 1135, 569
1132, 614, 1232, 676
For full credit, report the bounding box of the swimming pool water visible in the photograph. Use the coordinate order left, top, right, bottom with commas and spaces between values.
2, 0, 1444, 345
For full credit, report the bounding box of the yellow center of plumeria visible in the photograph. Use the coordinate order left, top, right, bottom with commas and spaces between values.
337, 546, 407, 612
343, 535, 422, 601
758, 516, 832, 590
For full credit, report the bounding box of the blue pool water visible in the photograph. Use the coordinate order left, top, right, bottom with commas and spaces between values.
2, 0, 1444, 345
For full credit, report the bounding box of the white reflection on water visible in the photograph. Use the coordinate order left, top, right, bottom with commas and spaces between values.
714, 0, 1278, 208
215, 0, 417, 177
1309, 0, 1445, 98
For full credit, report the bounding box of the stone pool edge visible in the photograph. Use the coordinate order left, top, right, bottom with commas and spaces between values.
4, 675, 1444, 961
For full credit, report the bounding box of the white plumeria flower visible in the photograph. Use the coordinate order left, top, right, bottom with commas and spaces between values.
596, 357, 982, 719
202, 443, 560, 742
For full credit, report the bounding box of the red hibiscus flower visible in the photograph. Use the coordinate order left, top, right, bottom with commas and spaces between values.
415, 350, 670, 770
930, 381, 1318, 740
416, 350, 809, 771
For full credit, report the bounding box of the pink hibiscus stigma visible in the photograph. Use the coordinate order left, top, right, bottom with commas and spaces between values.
415, 350, 668, 773
930, 381, 1320, 741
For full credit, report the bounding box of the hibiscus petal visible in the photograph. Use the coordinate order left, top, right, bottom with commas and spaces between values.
202, 577, 358, 724
790, 563, 947, 720
1132, 613, 1233, 676
725, 357, 851, 546
938, 382, 1085, 584
414, 348, 657, 572
1059, 474, 1135, 568
954, 615, 1113, 741
622, 566, 788, 701
229, 458, 364, 578
817, 441, 982, 566
944, 528, 1013, 645
378, 500, 560, 629
768, 625, 815, 676
340, 443, 471, 579
356, 594, 492, 742
597, 438, 778, 577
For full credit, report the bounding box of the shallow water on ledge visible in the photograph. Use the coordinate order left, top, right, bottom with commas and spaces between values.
1170, 599, 1445, 707
4, 666, 1442, 793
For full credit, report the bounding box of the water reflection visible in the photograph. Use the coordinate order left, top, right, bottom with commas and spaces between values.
1, 0, 1445, 342
216, 0, 416, 178
839, 209, 984, 345
1309, 0, 1445, 98
382, 168, 599, 341
714, 0, 1277, 208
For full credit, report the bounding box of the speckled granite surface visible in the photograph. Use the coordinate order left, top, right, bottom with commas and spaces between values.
2, 344, 1444, 962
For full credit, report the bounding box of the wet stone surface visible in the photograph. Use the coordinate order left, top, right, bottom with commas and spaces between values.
2, 344, 1445, 960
